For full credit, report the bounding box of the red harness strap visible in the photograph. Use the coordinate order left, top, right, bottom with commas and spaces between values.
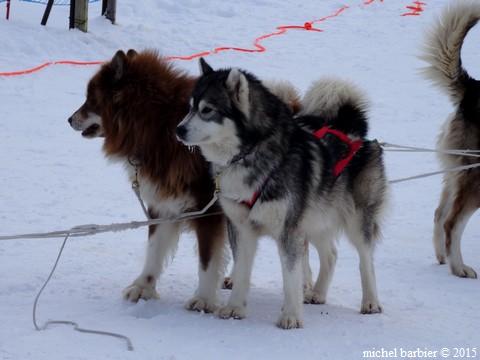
241, 190, 261, 208
241, 126, 362, 208
313, 126, 363, 176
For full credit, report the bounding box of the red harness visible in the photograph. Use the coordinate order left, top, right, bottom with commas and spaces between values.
312, 127, 363, 177
241, 126, 363, 208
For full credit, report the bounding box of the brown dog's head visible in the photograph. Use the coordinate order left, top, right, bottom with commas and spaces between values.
68, 49, 138, 138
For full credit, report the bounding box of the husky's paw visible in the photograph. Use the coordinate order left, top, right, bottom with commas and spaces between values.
123, 283, 159, 303
361, 300, 383, 314
451, 263, 477, 279
217, 305, 246, 320
276, 313, 303, 329
305, 291, 326, 305
436, 253, 447, 265
222, 277, 233, 290
185, 296, 217, 313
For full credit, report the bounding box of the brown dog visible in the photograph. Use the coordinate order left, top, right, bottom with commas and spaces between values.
69, 49, 227, 311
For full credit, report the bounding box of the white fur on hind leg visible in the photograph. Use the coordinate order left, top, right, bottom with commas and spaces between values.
309, 236, 337, 305
302, 240, 314, 303
346, 225, 382, 314
358, 248, 382, 314
277, 253, 304, 329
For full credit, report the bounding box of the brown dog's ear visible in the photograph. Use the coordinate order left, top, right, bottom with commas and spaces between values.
199, 57, 213, 75
111, 50, 128, 81
126, 49, 138, 58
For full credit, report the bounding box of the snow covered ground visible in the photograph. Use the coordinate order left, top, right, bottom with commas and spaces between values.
0, 0, 479, 359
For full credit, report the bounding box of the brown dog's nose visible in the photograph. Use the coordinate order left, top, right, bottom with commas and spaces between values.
68, 117, 73, 125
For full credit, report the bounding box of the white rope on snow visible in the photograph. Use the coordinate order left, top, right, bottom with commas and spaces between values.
32, 233, 134, 351
22, 192, 220, 352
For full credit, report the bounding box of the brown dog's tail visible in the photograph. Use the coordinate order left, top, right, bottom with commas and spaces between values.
420, 1, 480, 105
262, 79, 302, 115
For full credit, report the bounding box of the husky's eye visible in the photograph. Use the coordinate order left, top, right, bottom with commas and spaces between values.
201, 106, 213, 115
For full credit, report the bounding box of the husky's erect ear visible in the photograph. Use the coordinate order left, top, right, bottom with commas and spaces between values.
126, 49, 138, 58
199, 57, 213, 75
111, 50, 128, 81
226, 68, 250, 116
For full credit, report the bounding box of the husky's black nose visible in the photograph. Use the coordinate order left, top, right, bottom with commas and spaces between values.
176, 125, 187, 140
68, 117, 73, 125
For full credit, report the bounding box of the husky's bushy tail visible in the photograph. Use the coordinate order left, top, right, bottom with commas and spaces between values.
299, 77, 369, 138
420, 1, 480, 105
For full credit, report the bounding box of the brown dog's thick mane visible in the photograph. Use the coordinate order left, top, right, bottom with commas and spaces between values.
95, 50, 211, 198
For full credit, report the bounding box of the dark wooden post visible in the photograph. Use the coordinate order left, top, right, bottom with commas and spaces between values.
40, 0, 55, 25
74, 0, 88, 32
103, 0, 116, 24
102, 0, 107, 15
69, 0, 76, 29
6, 0, 10, 20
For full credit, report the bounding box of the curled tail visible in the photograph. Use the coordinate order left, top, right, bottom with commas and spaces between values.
297, 77, 369, 138
420, 1, 480, 105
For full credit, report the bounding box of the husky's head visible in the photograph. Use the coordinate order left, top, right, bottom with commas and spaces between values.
68, 49, 138, 138
176, 58, 286, 165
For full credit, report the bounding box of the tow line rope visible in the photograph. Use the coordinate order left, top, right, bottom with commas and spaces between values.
380, 142, 480, 184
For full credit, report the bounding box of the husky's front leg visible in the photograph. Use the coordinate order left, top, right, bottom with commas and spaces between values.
123, 221, 181, 302
217, 225, 257, 320
222, 219, 237, 290
277, 231, 304, 329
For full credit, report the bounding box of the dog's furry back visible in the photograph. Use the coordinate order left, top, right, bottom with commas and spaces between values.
421, 1, 480, 105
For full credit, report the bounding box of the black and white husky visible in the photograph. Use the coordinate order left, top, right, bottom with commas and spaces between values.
176, 59, 388, 328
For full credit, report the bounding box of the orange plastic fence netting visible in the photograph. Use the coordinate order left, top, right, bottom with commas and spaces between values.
0, 5, 348, 77
165, 5, 348, 61
0, 1, 426, 77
